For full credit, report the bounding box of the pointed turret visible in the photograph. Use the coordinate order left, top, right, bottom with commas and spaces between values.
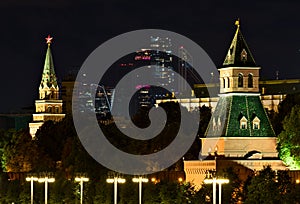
200, 20, 277, 159
39, 35, 59, 100
29, 35, 65, 138
223, 19, 256, 67
219, 20, 260, 94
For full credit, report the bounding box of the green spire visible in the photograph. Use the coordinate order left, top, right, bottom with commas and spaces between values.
223, 19, 256, 67
40, 35, 58, 89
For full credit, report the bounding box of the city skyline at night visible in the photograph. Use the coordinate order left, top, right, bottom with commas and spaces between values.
1, 0, 300, 112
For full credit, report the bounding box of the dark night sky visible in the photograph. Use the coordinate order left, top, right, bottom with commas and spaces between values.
1, 0, 300, 112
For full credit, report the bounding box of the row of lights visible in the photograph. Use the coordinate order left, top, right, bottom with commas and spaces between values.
26, 173, 183, 204
106, 175, 183, 204
26, 173, 56, 204
26, 173, 88, 204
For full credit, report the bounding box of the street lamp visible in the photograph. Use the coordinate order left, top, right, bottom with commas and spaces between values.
216, 179, 229, 204
107, 176, 126, 204
38, 173, 55, 204
26, 175, 38, 204
204, 171, 229, 204
75, 176, 89, 204
132, 176, 148, 204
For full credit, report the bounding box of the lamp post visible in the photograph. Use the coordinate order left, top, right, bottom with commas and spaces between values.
132, 176, 148, 204
107, 176, 126, 204
26, 175, 38, 204
204, 171, 229, 204
75, 176, 89, 204
217, 179, 229, 204
38, 174, 55, 204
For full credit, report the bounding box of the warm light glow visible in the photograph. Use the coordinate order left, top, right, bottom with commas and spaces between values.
132, 177, 149, 183
107, 177, 126, 183
117, 178, 126, 183
106, 178, 114, 183
217, 179, 229, 184
204, 178, 229, 184
151, 178, 156, 182
296, 179, 300, 184
38, 177, 55, 183
204, 178, 214, 184
75, 177, 89, 182
178, 177, 183, 182
26, 176, 38, 182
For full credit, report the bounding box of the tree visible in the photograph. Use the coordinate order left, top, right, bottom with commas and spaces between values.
245, 166, 280, 204
219, 167, 243, 203
269, 93, 300, 135
2, 129, 40, 172
278, 105, 300, 169
245, 166, 296, 204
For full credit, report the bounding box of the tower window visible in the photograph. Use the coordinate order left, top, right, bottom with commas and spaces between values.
241, 123, 247, 129
241, 49, 248, 62
240, 116, 248, 129
248, 73, 253, 88
238, 73, 243, 88
227, 77, 230, 88
223, 78, 226, 88
252, 116, 260, 129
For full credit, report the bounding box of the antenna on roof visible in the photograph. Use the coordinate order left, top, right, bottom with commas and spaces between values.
275, 70, 279, 80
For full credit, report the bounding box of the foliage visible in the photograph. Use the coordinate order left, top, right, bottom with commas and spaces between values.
219, 167, 243, 203
197, 167, 243, 204
278, 105, 300, 169
269, 93, 300, 135
244, 166, 296, 204
2, 129, 40, 172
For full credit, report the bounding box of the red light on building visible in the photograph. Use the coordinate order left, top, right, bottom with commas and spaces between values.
135, 55, 151, 61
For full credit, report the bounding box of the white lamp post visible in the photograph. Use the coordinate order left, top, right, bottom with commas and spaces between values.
132, 177, 148, 204
26, 175, 38, 204
38, 175, 55, 204
75, 176, 89, 204
204, 171, 229, 204
107, 176, 126, 204
217, 179, 229, 204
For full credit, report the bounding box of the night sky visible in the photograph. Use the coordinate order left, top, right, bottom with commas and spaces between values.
1, 0, 300, 112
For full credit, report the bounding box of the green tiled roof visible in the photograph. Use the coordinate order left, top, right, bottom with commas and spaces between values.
205, 95, 275, 137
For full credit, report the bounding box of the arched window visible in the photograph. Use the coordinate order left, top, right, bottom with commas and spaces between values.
227, 77, 230, 88
248, 74, 253, 88
238, 73, 243, 88
223, 78, 226, 88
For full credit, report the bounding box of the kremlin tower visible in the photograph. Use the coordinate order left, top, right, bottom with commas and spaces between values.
29, 35, 65, 137
184, 20, 286, 188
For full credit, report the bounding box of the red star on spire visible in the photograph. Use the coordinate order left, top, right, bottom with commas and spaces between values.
45, 35, 53, 44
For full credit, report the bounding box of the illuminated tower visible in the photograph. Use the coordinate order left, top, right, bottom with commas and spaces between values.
201, 19, 277, 158
184, 20, 286, 188
29, 35, 65, 137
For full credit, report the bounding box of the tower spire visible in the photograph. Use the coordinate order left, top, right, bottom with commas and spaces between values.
235, 18, 240, 28
223, 19, 256, 67
39, 35, 59, 99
